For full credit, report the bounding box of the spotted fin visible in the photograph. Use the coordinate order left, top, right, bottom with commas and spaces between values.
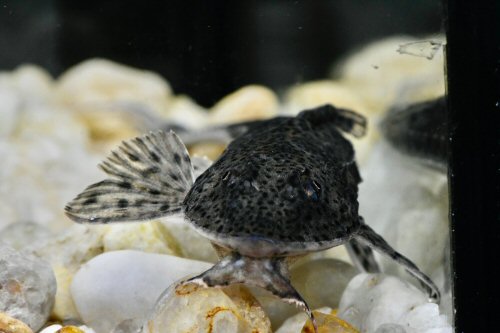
345, 238, 380, 273
298, 104, 367, 138
65, 131, 194, 223
354, 221, 441, 303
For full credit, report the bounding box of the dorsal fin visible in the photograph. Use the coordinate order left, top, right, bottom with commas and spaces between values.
65, 131, 194, 223
298, 104, 367, 138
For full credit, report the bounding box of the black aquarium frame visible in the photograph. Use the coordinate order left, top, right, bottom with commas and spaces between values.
445, 0, 500, 331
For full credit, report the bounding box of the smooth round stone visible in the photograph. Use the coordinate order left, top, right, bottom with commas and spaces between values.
0, 244, 56, 331
0, 312, 33, 333
160, 217, 218, 263
56, 59, 173, 146
209, 85, 278, 124
39, 325, 63, 333
71, 250, 212, 333
56, 59, 172, 113
338, 274, 451, 333
146, 283, 271, 333
0, 65, 54, 101
50, 265, 80, 321
102, 222, 178, 256
249, 287, 298, 331
27, 225, 110, 321
275, 311, 309, 333
189, 142, 227, 162
291, 258, 358, 310
284, 81, 367, 116
163, 96, 209, 130
0, 90, 100, 231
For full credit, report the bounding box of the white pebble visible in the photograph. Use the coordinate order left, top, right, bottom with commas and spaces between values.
71, 250, 212, 333
0, 244, 56, 331
146, 284, 271, 333
160, 217, 218, 263
338, 274, 451, 333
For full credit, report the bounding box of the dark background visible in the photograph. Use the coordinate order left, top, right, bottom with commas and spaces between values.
0, 0, 442, 106
445, 0, 500, 331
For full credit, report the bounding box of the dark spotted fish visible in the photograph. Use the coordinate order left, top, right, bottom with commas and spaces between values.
65, 104, 440, 333
183, 107, 366, 256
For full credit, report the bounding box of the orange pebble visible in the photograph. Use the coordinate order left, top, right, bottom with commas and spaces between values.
56, 326, 85, 333
302, 310, 359, 333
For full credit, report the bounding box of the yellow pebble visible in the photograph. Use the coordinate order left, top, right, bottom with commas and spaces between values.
209, 85, 279, 124
51, 265, 80, 321
0, 312, 33, 333
189, 143, 227, 161
56, 325, 85, 333
302, 310, 359, 333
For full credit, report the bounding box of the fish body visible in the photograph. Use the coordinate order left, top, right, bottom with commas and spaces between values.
65, 104, 440, 332
184, 109, 363, 257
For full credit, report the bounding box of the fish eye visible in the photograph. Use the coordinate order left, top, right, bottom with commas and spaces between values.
303, 179, 321, 201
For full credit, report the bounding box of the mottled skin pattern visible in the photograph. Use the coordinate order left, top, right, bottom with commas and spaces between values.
184, 110, 361, 251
